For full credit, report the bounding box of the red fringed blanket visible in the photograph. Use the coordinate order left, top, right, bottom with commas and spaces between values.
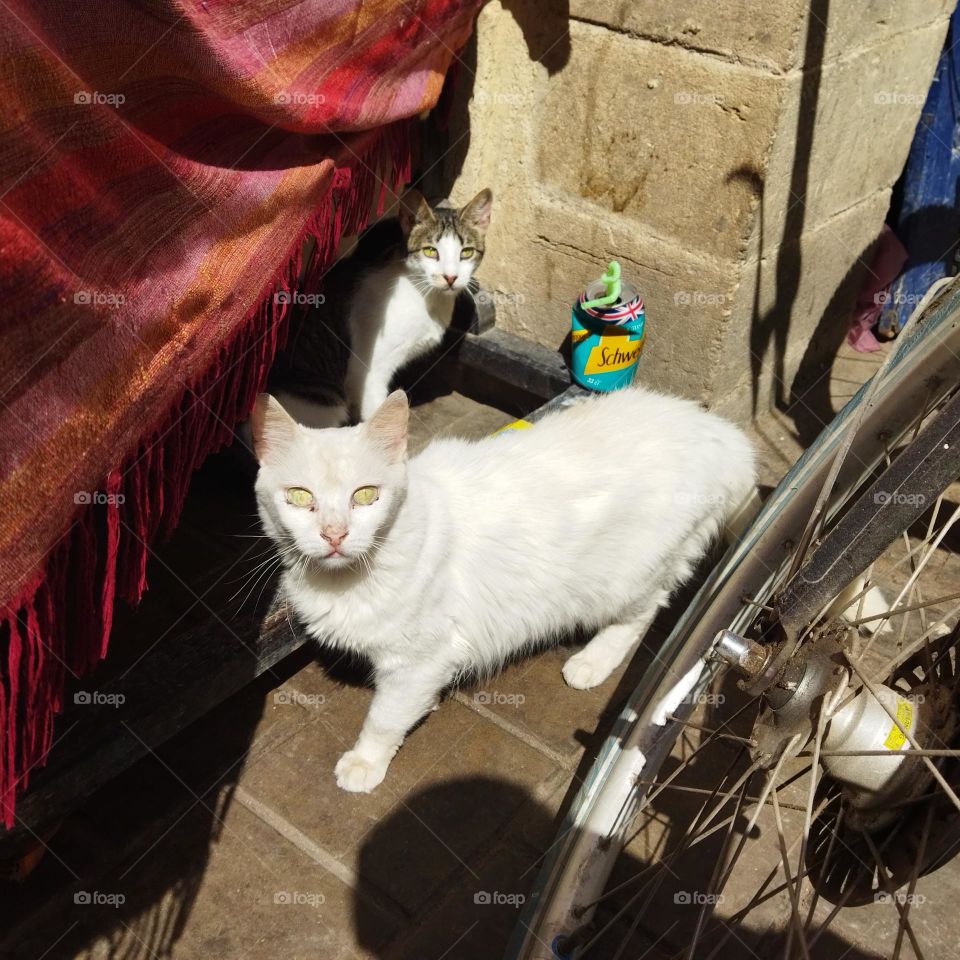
0, 0, 478, 826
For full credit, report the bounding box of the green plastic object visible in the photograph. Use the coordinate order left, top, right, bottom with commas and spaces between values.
581, 260, 622, 309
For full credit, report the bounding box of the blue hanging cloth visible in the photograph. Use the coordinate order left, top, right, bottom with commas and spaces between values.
885, 6, 960, 337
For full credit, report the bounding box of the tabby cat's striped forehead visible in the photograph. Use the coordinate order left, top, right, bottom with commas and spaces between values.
407, 205, 485, 253
400, 188, 493, 256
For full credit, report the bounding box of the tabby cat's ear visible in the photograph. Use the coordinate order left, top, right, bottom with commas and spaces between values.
460, 188, 493, 232
398, 189, 435, 236
250, 394, 298, 463
364, 390, 409, 463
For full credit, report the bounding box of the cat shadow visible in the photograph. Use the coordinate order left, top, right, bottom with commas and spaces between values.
352, 776, 886, 958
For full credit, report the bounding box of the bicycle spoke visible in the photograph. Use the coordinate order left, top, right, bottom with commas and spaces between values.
844, 652, 960, 814
893, 806, 934, 960
772, 788, 811, 960
861, 829, 927, 960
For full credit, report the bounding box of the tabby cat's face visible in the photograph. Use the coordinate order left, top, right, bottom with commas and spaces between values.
400, 188, 492, 293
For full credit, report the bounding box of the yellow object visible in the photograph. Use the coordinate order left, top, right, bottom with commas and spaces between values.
882, 699, 913, 750
352, 485, 379, 506
493, 419, 533, 435
583, 338, 644, 375
286, 486, 314, 507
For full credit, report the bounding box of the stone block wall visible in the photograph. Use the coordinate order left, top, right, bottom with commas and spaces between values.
427, 1, 952, 421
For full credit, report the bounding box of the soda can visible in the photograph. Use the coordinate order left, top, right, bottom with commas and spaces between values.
570, 278, 645, 392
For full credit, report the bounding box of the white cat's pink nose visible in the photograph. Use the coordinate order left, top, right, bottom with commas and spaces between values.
321, 526, 347, 548
443, 274, 457, 287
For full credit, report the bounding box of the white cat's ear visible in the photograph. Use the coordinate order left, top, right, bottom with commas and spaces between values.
398, 189, 435, 235
364, 390, 409, 462
460, 188, 493, 232
250, 393, 298, 462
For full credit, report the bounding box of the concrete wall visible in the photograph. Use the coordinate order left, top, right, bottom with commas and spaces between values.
428, 1, 952, 422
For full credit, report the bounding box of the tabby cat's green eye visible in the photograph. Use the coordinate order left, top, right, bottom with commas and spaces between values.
352, 485, 379, 506
460, 247, 475, 259
422, 246, 439, 259
286, 487, 314, 508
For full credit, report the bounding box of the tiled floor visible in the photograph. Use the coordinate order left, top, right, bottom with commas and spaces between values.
2, 340, 895, 960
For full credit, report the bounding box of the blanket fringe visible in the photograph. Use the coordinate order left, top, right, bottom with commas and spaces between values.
0, 121, 411, 830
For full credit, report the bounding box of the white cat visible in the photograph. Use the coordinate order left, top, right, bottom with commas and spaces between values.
344, 189, 492, 421
251, 387, 755, 793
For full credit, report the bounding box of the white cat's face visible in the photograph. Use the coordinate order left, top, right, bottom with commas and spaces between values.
252, 392, 409, 571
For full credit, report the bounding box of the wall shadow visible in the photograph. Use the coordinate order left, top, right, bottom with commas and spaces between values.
749, 0, 829, 419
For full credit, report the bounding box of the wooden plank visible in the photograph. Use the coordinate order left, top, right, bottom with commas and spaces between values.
448, 328, 572, 410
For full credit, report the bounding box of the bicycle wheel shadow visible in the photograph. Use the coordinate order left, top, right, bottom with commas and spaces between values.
352, 769, 885, 959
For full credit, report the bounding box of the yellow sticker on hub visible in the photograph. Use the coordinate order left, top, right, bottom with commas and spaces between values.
883, 698, 913, 750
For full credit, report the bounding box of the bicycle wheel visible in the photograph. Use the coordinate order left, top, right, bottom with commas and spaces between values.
509, 277, 960, 959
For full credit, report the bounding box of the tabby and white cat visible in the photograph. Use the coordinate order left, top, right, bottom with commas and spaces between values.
344, 188, 492, 420
252, 386, 755, 794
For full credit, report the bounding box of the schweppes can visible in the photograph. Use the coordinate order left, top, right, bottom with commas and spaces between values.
570, 262, 645, 392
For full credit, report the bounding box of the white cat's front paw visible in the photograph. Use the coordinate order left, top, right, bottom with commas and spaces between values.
562, 651, 614, 690
335, 750, 389, 793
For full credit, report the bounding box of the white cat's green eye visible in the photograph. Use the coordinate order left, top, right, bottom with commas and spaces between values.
460, 247, 475, 259
422, 245, 439, 259
285, 487, 314, 508
352, 485, 379, 507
